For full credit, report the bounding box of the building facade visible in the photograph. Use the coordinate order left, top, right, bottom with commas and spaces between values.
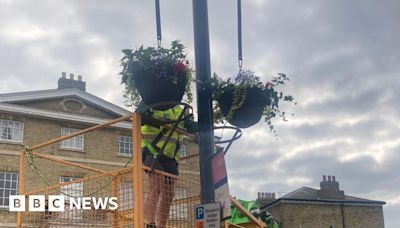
0, 74, 198, 227
258, 175, 385, 228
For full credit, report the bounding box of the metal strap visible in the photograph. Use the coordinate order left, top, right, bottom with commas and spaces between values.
142, 134, 179, 144
237, 0, 243, 70
155, 0, 162, 48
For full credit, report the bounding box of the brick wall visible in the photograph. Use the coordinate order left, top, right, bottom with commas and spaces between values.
268, 203, 384, 228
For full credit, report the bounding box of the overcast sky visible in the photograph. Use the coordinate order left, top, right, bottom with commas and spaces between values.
0, 0, 399, 227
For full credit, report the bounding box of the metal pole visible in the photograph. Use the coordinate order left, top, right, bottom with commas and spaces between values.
16, 150, 25, 228
192, 0, 215, 203
132, 113, 144, 227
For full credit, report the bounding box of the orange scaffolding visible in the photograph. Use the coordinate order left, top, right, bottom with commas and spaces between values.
15, 112, 265, 228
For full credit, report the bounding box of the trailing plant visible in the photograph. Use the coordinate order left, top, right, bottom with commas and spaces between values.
211, 70, 296, 135
120, 40, 193, 108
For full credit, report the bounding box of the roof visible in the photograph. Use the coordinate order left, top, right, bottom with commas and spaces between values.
0, 102, 131, 129
0, 88, 130, 116
264, 187, 386, 209
0, 88, 131, 129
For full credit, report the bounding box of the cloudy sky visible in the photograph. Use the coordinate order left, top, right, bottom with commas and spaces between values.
0, 0, 399, 226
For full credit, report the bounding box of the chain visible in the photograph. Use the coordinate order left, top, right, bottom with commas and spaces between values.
155, 0, 162, 48
24, 146, 133, 198
237, 0, 243, 71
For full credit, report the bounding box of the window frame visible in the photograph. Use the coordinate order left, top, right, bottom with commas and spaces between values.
59, 176, 83, 220
179, 143, 187, 158
118, 181, 133, 211
117, 135, 133, 157
59, 176, 84, 200
60, 127, 84, 151
0, 171, 19, 208
169, 187, 188, 220
0, 119, 24, 143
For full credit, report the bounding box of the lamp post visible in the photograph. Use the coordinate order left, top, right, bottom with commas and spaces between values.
192, 0, 215, 203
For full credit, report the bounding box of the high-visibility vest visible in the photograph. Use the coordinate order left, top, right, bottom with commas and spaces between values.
141, 106, 183, 160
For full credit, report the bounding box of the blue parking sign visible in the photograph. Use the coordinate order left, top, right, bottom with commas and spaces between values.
196, 206, 204, 220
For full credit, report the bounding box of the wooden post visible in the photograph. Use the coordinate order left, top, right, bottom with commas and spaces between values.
132, 112, 144, 227
16, 149, 25, 228
230, 197, 266, 228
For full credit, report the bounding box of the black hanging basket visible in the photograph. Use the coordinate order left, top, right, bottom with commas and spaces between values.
134, 67, 188, 111
217, 87, 269, 128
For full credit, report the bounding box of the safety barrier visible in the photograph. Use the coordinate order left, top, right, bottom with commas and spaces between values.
16, 113, 200, 227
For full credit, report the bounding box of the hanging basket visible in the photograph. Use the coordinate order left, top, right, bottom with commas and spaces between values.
133, 67, 188, 111
217, 87, 269, 128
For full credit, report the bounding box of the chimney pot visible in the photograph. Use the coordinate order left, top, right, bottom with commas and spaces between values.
328, 175, 332, 181
323, 175, 326, 181
333, 176, 336, 182
258, 192, 261, 199
58, 73, 86, 91
272, 193, 276, 199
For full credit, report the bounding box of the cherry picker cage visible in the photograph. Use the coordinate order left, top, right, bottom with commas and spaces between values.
16, 112, 200, 227
15, 110, 265, 227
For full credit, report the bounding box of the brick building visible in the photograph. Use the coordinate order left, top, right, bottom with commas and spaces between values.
258, 175, 385, 228
0, 73, 198, 227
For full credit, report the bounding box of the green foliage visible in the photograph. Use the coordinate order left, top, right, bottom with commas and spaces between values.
211, 70, 296, 136
120, 40, 193, 107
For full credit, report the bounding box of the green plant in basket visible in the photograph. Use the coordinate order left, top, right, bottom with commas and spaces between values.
211, 70, 295, 134
120, 40, 193, 110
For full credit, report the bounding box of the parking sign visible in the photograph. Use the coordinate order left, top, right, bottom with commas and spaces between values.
195, 203, 220, 228
196, 206, 204, 219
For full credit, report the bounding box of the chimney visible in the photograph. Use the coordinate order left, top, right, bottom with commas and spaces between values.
317, 175, 345, 199
257, 192, 276, 207
58, 72, 86, 91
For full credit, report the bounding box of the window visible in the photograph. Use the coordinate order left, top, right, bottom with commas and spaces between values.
179, 143, 187, 158
118, 135, 132, 156
169, 187, 188, 219
119, 182, 133, 211
0, 119, 24, 142
60, 176, 83, 220
60, 128, 84, 150
0, 171, 18, 207
60, 176, 83, 200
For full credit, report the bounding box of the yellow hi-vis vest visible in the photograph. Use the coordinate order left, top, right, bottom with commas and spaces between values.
141, 106, 183, 160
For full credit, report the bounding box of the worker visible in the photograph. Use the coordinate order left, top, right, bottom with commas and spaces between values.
142, 105, 184, 228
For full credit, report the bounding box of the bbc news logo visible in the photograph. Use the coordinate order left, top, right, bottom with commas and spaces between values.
9, 195, 119, 212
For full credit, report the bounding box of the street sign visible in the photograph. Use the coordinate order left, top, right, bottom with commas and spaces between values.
195, 203, 221, 228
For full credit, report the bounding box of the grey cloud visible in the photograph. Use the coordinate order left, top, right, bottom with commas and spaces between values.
1, 0, 399, 226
